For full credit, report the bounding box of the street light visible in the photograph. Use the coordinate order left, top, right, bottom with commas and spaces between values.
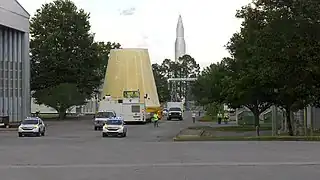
94, 90, 100, 114
271, 88, 278, 136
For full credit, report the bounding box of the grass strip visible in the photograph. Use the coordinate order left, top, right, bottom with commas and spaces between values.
188, 125, 272, 132
198, 115, 217, 122
213, 126, 272, 132
174, 135, 320, 141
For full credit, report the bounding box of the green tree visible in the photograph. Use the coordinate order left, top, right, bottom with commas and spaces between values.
206, 103, 224, 118
30, 0, 104, 118
192, 62, 226, 106
152, 63, 170, 103
191, 61, 229, 121
177, 55, 200, 101
154, 55, 200, 102
237, 0, 320, 135
160, 55, 200, 101
160, 59, 177, 79
178, 55, 200, 78
224, 9, 274, 134
96, 41, 121, 79
33, 83, 87, 119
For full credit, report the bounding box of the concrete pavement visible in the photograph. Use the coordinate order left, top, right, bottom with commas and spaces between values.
0, 113, 320, 179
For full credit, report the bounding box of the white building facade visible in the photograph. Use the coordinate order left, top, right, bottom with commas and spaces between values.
0, 0, 30, 122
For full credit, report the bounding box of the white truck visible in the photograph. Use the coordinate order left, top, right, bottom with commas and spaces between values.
93, 110, 116, 130
166, 102, 184, 121
98, 96, 146, 123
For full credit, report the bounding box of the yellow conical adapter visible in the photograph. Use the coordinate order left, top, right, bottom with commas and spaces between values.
101, 48, 160, 110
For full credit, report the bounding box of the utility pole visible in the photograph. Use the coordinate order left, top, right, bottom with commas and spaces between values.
304, 107, 307, 136
272, 88, 278, 136
271, 105, 277, 136
310, 106, 314, 136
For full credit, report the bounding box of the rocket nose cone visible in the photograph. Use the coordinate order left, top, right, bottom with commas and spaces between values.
176, 15, 184, 37
178, 15, 182, 23
177, 15, 183, 27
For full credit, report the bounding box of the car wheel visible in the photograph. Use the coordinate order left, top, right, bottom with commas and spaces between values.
18, 133, 22, 137
41, 131, 45, 136
102, 133, 107, 137
94, 126, 98, 131
122, 132, 127, 137
167, 118, 171, 120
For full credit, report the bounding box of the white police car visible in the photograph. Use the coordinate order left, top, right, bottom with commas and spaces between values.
18, 117, 46, 137
102, 117, 127, 137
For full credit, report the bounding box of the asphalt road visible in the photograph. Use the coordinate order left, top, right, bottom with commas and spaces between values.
0, 112, 320, 180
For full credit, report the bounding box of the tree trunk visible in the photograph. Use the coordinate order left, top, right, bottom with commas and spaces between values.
58, 108, 67, 120
247, 105, 261, 137
253, 112, 260, 136
285, 109, 294, 136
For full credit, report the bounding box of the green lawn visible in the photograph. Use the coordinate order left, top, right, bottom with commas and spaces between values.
38, 114, 59, 119
198, 115, 217, 122
188, 125, 272, 132
177, 122, 320, 141
213, 125, 272, 132
279, 129, 320, 136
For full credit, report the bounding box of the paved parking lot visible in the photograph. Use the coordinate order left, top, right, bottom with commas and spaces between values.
1, 114, 320, 180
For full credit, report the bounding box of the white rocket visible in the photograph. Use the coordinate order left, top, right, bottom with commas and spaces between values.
174, 15, 186, 62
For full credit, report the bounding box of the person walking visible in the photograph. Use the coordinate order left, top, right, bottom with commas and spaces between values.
224, 114, 229, 124
192, 111, 196, 123
217, 113, 222, 124
35, 108, 40, 117
152, 113, 159, 128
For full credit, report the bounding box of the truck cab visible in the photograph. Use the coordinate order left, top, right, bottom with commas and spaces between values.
94, 110, 116, 130
121, 90, 146, 123
121, 103, 146, 123
98, 91, 146, 124
166, 102, 184, 121
167, 107, 183, 120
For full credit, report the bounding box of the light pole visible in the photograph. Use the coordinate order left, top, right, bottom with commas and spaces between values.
310, 106, 314, 136
271, 88, 278, 136
144, 93, 148, 120
144, 94, 148, 107
94, 90, 99, 115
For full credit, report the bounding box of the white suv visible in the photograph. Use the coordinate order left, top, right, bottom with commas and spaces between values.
102, 118, 127, 137
18, 117, 46, 137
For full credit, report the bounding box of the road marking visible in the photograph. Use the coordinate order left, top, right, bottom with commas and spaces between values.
1, 161, 320, 169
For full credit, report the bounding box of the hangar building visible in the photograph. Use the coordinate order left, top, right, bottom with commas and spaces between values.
0, 0, 30, 122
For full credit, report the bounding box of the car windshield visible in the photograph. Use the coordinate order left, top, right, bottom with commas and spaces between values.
21, 120, 39, 125
106, 120, 123, 125
169, 107, 181, 111
96, 112, 114, 118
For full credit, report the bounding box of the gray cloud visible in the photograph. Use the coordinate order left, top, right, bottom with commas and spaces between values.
119, 7, 136, 16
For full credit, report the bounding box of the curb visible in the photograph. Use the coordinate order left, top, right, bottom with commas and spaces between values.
0, 128, 17, 132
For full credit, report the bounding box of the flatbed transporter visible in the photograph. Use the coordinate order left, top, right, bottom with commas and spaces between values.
98, 90, 162, 123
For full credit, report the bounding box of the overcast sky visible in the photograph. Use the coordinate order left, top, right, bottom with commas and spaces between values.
18, 0, 251, 68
